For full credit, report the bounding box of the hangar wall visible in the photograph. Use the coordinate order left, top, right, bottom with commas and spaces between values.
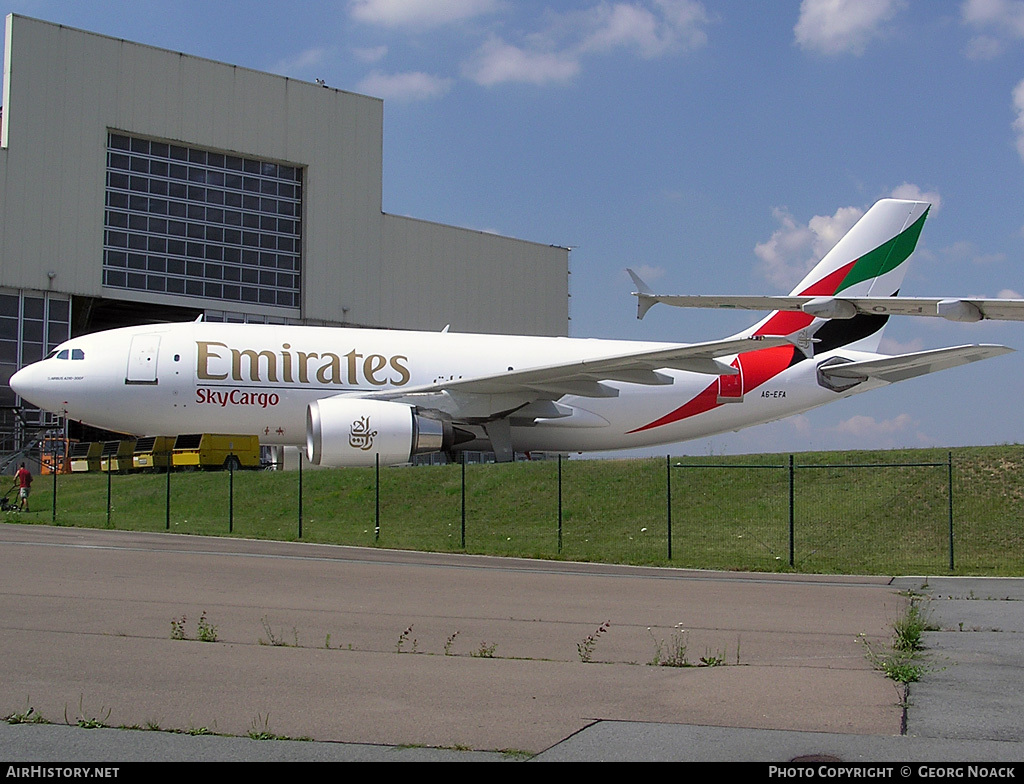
0, 14, 568, 336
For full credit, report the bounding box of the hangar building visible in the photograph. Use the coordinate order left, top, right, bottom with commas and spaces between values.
0, 15, 569, 453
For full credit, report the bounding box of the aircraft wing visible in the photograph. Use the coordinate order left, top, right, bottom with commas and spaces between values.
631, 292, 1024, 323
819, 344, 1013, 384
345, 333, 799, 421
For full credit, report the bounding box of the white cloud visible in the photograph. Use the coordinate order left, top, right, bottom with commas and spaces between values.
879, 335, 925, 354
964, 34, 1005, 59
962, 0, 1024, 35
270, 48, 329, 76
998, 288, 1023, 298
754, 205, 863, 290
578, 0, 710, 58
347, 2, 711, 93
794, 0, 905, 56
1013, 78, 1024, 163
353, 45, 388, 64
942, 240, 1007, 266
889, 183, 942, 211
463, 2, 711, 87
350, 0, 500, 27
832, 412, 915, 438
962, 0, 1024, 57
357, 71, 453, 101
463, 37, 580, 86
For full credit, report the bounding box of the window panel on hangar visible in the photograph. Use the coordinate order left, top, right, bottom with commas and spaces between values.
103, 132, 303, 310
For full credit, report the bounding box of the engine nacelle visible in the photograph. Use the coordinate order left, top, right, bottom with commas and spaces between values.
306, 398, 452, 467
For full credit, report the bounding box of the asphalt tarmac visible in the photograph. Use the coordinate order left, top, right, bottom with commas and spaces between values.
0, 523, 1021, 762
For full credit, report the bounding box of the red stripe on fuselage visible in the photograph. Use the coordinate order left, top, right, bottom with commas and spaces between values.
628, 259, 857, 434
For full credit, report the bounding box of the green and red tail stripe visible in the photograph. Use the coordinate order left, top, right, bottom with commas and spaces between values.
629, 202, 929, 433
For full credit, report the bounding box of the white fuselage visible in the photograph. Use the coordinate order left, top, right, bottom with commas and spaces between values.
11, 321, 881, 456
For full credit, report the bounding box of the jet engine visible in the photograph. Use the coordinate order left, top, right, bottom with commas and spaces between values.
306, 398, 454, 467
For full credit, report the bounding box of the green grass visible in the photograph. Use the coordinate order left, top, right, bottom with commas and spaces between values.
861, 600, 939, 684
8, 444, 1024, 575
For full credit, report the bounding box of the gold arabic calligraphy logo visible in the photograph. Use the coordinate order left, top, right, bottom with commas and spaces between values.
349, 415, 378, 451
796, 329, 812, 352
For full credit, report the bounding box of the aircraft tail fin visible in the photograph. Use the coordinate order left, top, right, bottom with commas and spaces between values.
746, 198, 930, 351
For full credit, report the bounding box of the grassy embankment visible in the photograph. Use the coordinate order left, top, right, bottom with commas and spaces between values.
7, 444, 1023, 575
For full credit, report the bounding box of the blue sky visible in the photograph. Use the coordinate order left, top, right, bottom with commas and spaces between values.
5, 0, 1024, 456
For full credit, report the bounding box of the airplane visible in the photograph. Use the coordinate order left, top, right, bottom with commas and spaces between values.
9, 198, 1014, 467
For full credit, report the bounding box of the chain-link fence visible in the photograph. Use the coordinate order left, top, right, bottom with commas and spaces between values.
22, 447, 1024, 575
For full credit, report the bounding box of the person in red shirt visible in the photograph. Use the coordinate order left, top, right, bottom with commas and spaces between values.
15, 462, 32, 512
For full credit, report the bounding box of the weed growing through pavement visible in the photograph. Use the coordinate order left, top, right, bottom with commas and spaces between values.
396, 624, 418, 653
248, 713, 286, 741
66, 695, 111, 729
892, 604, 935, 653
196, 611, 218, 643
5, 702, 47, 725
698, 649, 725, 667
471, 641, 497, 658
171, 614, 187, 640
577, 620, 611, 663
170, 611, 218, 642
259, 616, 292, 646
444, 630, 460, 655
648, 624, 689, 667
860, 600, 938, 684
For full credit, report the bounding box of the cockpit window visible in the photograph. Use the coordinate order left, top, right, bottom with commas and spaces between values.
47, 347, 84, 360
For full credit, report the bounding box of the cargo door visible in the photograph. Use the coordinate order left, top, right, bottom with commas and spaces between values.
716, 358, 744, 403
125, 334, 160, 385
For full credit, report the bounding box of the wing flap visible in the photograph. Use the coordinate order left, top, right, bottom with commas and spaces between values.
354, 333, 796, 420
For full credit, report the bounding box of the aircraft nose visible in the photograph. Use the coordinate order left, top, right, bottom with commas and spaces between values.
10, 362, 57, 410
10, 364, 38, 403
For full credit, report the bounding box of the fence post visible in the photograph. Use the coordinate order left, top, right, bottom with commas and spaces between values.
51, 457, 57, 523
666, 455, 672, 561
165, 453, 171, 531
374, 453, 380, 542
788, 454, 795, 567
948, 450, 954, 571
106, 454, 112, 528
228, 453, 234, 533
557, 454, 563, 554
298, 449, 303, 539
460, 452, 466, 549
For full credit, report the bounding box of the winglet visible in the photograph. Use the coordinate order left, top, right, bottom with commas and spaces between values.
627, 268, 658, 320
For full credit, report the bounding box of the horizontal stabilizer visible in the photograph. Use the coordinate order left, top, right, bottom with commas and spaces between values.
630, 293, 1024, 323
819, 344, 1013, 384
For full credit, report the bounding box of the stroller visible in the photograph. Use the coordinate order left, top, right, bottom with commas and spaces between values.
0, 484, 19, 512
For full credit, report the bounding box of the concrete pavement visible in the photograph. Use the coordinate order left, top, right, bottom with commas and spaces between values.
0, 524, 1020, 762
